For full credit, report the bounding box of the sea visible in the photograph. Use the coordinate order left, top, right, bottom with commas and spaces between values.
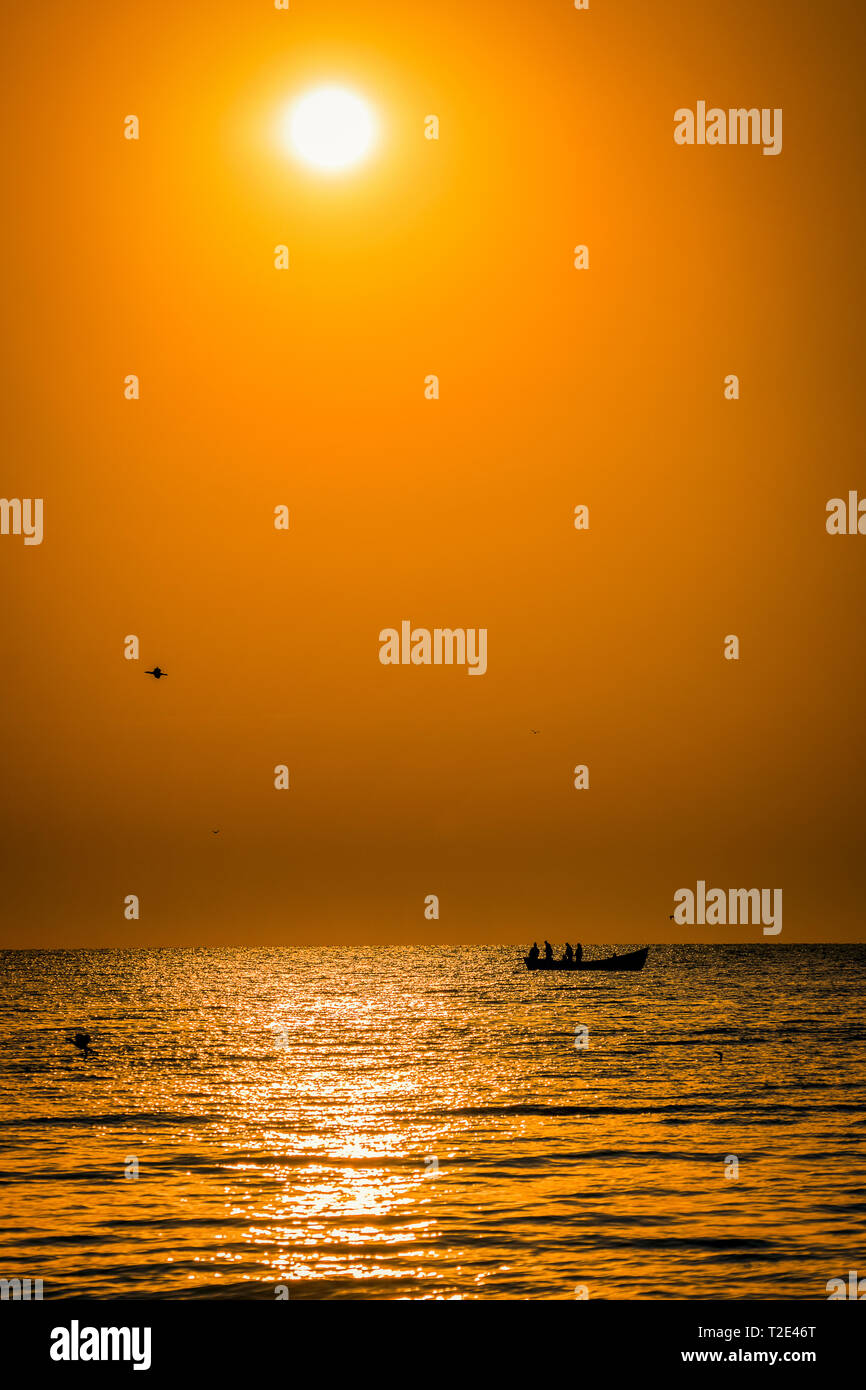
0, 945, 863, 1300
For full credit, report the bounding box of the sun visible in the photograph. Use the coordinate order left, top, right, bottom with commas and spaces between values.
283, 86, 377, 173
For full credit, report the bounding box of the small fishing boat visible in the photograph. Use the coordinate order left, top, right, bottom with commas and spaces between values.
523, 946, 649, 972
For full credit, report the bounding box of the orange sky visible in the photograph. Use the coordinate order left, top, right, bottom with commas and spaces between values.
2, 0, 865, 945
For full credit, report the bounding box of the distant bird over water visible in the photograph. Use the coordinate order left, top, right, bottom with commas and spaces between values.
68, 1031, 93, 1058
145, 666, 167, 680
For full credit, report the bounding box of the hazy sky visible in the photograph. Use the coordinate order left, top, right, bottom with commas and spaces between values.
2, 0, 865, 945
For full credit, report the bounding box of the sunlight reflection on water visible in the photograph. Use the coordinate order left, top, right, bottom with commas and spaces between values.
0, 945, 863, 1299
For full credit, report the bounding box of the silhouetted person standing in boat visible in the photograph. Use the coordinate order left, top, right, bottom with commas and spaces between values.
528, 942, 540, 964
575, 943, 583, 965
563, 943, 574, 963
543, 940, 553, 962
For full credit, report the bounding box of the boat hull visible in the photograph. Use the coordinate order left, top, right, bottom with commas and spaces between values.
524, 947, 648, 972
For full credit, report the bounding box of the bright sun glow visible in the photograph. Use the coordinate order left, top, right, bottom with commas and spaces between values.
284, 87, 377, 172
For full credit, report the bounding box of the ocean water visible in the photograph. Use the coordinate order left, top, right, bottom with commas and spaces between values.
0, 945, 863, 1300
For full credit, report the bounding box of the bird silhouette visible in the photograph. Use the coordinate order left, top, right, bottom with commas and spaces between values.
145, 667, 167, 680
212, 830, 220, 834
68, 1032, 93, 1058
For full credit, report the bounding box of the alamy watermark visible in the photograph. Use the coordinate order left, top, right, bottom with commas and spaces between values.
672, 881, 782, 936
0, 497, 43, 545
379, 621, 487, 675
1, 1276, 43, 1300
50, 1321, 152, 1371
674, 103, 782, 156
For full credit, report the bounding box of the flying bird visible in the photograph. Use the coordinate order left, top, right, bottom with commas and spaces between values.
68, 1032, 93, 1057
145, 667, 167, 680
